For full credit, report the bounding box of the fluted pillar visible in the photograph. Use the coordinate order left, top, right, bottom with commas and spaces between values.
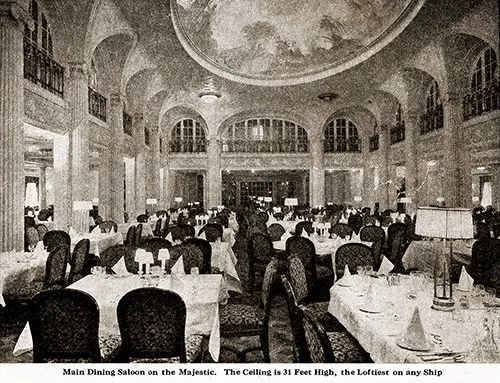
310, 136, 325, 207
68, 63, 91, 233
108, 93, 125, 223
134, 113, 146, 216
403, 109, 419, 214
206, 137, 221, 208
148, 125, 160, 202
0, 2, 31, 251
442, 92, 466, 207
98, 146, 112, 220
377, 124, 390, 209
39, 165, 47, 209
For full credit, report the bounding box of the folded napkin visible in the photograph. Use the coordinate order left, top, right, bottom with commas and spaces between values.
457, 266, 474, 292
111, 256, 129, 276
401, 307, 428, 350
171, 256, 186, 276
33, 241, 45, 253
336, 264, 353, 286
166, 232, 174, 243
198, 231, 207, 241
360, 283, 382, 312
91, 225, 100, 234
301, 228, 309, 238
351, 233, 361, 242
378, 256, 394, 275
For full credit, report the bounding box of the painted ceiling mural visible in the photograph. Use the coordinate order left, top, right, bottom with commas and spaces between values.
172, 0, 424, 86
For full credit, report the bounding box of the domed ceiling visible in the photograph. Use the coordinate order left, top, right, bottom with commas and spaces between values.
171, 0, 425, 86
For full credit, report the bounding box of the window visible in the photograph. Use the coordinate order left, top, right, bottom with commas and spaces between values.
145, 127, 151, 147
390, 104, 405, 144
324, 118, 360, 153
23, 0, 64, 97
170, 119, 206, 153
88, 60, 107, 122
420, 81, 443, 134
464, 47, 499, 120
221, 118, 308, 153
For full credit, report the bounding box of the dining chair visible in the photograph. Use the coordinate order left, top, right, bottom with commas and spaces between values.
198, 223, 223, 242
334, 243, 374, 280
267, 223, 285, 242
248, 233, 274, 293
297, 306, 371, 363
133, 224, 143, 247
360, 226, 386, 268
35, 223, 48, 242
100, 244, 138, 274
280, 275, 308, 363
68, 238, 90, 284
185, 238, 212, 274
43, 230, 71, 252
330, 223, 353, 239
125, 226, 136, 247
219, 258, 279, 362
29, 289, 103, 362
287, 255, 344, 332
179, 223, 196, 239
136, 214, 148, 223
43, 244, 70, 289
273, 212, 285, 221
24, 216, 36, 228
139, 237, 172, 267
117, 288, 203, 363
467, 238, 500, 287
99, 220, 118, 233
169, 243, 205, 274
385, 222, 408, 272
294, 221, 314, 236
25, 226, 39, 252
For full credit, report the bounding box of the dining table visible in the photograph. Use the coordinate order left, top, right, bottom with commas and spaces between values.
328, 274, 500, 363
0, 249, 49, 306
70, 231, 123, 254
402, 240, 474, 273
13, 273, 225, 362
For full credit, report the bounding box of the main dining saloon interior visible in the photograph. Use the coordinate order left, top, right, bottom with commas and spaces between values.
0, 0, 499, 364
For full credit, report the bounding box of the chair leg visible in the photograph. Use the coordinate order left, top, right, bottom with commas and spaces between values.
260, 331, 270, 363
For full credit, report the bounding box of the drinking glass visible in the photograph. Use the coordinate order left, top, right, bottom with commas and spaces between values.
190, 267, 199, 276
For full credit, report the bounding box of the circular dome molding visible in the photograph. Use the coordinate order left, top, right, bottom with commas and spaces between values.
171, 0, 425, 86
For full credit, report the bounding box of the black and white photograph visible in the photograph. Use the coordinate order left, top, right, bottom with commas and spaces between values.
0, 0, 499, 378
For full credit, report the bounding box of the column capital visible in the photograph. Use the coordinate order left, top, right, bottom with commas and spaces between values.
67, 62, 89, 78
109, 92, 125, 107
133, 112, 144, 122
442, 91, 462, 106
0, 1, 33, 30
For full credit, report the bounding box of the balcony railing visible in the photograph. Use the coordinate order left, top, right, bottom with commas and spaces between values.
88, 87, 107, 122
123, 111, 133, 136
390, 121, 406, 144
463, 84, 500, 121
221, 139, 309, 153
420, 104, 443, 134
170, 139, 206, 153
369, 134, 379, 152
23, 39, 64, 98
324, 137, 361, 153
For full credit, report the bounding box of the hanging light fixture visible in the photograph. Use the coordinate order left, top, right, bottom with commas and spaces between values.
199, 76, 221, 103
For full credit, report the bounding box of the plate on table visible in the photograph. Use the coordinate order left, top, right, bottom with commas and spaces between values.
396, 337, 432, 352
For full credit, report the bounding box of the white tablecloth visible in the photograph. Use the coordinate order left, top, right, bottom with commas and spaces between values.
273, 235, 372, 257
14, 273, 224, 361
194, 226, 236, 248
117, 222, 154, 241
402, 240, 473, 273
0, 250, 49, 306
328, 274, 492, 363
71, 232, 123, 254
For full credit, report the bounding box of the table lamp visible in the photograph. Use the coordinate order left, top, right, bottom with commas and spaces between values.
284, 198, 298, 213
415, 207, 473, 311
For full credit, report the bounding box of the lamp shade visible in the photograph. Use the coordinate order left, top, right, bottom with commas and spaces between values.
72, 200, 93, 211
146, 198, 158, 205
415, 207, 473, 239
354, 196, 362, 202
264, 197, 272, 202
399, 197, 412, 203
284, 198, 298, 206
174, 197, 183, 203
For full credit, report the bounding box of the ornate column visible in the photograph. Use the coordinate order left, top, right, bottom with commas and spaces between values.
377, 124, 391, 209
68, 63, 91, 233
206, 137, 221, 208
0, 2, 31, 251
309, 136, 325, 207
442, 92, 467, 207
98, 146, 112, 220
148, 125, 161, 202
39, 165, 47, 209
403, 109, 419, 214
134, 113, 146, 216
361, 131, 371, 207
108, 93, 125, 223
